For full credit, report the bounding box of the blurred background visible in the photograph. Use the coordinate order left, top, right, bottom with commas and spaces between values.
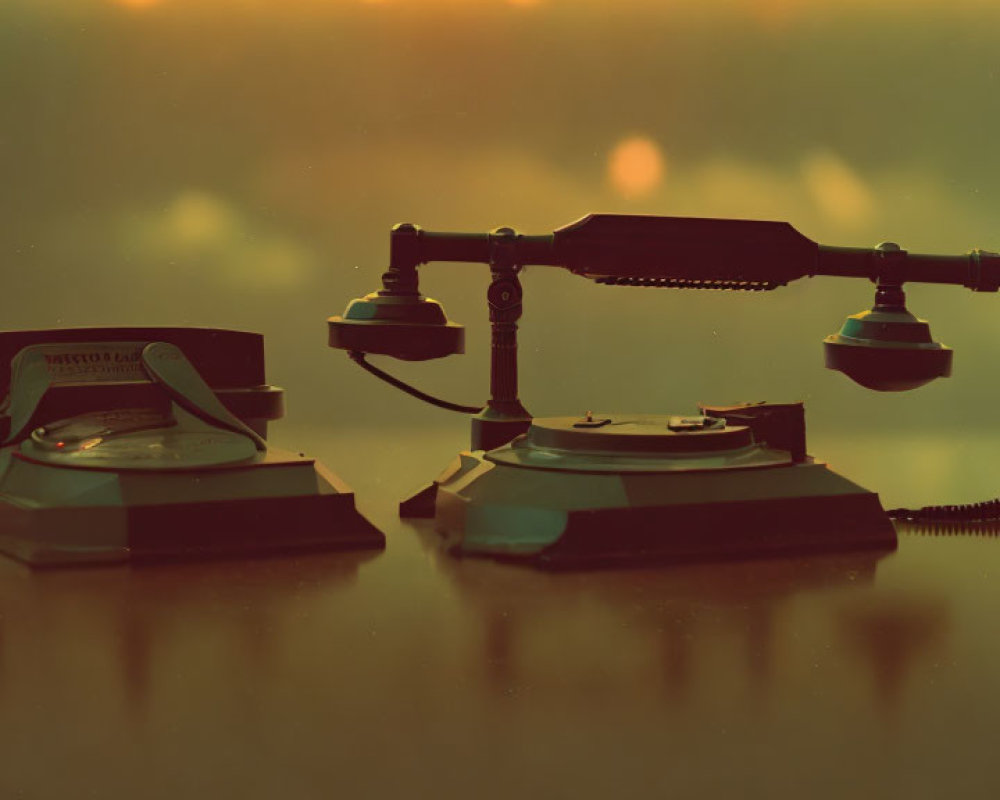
1, 11, 997, 795
3, 0, 1000, 503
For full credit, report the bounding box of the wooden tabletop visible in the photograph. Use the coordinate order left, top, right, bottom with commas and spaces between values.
0, 424, 995, 799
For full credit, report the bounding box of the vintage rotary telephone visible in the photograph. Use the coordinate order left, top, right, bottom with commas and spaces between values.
328, 215, 999, 565
0, 327, 383, 565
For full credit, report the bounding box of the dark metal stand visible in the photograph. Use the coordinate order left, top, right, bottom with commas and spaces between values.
470, 227, 533, 451
400, 228, 534, 517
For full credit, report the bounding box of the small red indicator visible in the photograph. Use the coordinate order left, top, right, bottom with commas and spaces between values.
56, 441, 65, 449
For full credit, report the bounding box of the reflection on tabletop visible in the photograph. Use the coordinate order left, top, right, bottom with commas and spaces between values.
408, 517, 949, 715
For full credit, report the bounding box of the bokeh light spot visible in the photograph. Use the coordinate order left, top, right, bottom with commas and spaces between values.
113, 0, 163, 9
608, 136, 665, 200
801, 151, 875, 228
166, 191, 238, 248
125, 190, 315, 290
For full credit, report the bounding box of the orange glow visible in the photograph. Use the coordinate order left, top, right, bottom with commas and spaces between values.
357, 0, 542, 4
93, 0, 1000, 11
607, 136, 665, 200
801, 151, 875, 228
746, 0, 805, 29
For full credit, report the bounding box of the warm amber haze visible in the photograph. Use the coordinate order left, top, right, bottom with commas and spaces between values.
3, 1, 1000, 796
5, 0, 1000, 439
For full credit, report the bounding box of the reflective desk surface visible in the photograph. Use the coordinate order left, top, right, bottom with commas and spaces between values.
1, 424, 997, 800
